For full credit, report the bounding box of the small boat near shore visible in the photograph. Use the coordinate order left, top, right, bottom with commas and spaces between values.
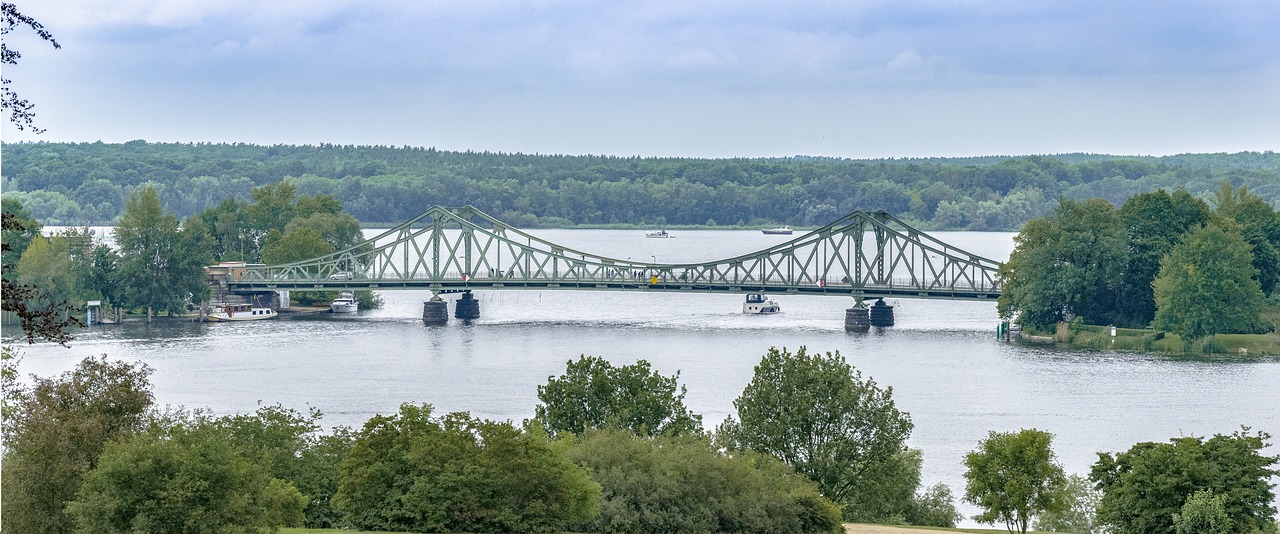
646, 230, 673, 238
762, 226, 793, 235
206, 303, 277, 322
330, 292, 358, 313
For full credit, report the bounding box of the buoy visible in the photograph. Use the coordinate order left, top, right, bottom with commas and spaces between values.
869, 299, 895, 327
422, 297, 448, 325
454, 291, 480, 320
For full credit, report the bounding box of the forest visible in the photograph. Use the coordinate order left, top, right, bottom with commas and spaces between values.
2, 141, 1278, 229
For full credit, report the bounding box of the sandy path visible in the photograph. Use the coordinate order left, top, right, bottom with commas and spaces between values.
845, 524, 960, 534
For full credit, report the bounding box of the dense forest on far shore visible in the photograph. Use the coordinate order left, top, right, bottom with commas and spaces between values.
2, 141, 1277, 230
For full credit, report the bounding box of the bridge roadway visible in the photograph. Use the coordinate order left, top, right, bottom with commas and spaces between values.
223, 205, 1003, 302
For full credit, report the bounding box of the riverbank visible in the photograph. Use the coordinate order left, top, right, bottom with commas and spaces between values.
1019, 322, 1280, 356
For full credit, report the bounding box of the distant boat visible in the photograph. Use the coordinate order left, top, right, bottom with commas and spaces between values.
206, 303, 277, 322
646, 230, 673, 238
762, 226, 793, 235
330, 292, 358, 313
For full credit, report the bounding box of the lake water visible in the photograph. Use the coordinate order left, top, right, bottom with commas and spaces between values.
8, 229, 1280, 525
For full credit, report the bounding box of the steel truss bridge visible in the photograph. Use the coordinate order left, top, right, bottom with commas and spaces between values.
226, 206, 1001, 301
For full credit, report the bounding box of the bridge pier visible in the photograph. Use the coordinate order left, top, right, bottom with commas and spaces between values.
422, 295, 449, 325
869, 298, 895, 327
454, 291, 480, 320
844, 304, 870, 332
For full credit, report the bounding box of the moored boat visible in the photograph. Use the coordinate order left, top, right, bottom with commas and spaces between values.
762, 226, 793, 235
645, 230, 673, 238
206, 303, 277, 322
742, 293, 781, 314
330, 292, 358, 313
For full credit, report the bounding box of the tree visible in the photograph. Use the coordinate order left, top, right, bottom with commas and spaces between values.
1214, 182, 1280, 295
334, 404, 600, 533
2, 197, 82, 344
2, 2, 61, 132
1034, 474, 1102, 534
534, 355, 702, 438
1, 356, 154, 534
1091, 430, 1278, 534
261, 226, 335, 265
906, 483, 963, 528
1116, 189, 1211, 326
114, 188, 213, 317
962, 428, 1068, 534
1152, 222, 1265, 341
1172, 490, 1233, 534
567, 428, 843, 534
716, 346, 913, 509
998, 199, 1128, 330
66, 418, 307, 533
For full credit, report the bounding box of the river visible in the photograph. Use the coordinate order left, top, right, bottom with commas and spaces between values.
8, 229, 1280, 524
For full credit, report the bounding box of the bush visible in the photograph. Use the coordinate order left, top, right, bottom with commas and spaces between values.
1173, 490, 1233, 534
905, 483, 962, 528
66, 419, 306, 533
1092, 429, 1279, 534
334, 404, 599, 533
567, 428, 843, 534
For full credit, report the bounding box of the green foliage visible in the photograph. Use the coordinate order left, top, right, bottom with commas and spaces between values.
1172, 489, 1233, 534
1090, 429, 1279, 534
1, 356, 154, 534
6, 142, 1280, 230
114, 187, 214, 314
262, 227, 336, 265
534, 355, 702, 438
717, 346, 913, 509
840, 448, 922, 523
213, 403, 352, 528
1153, 222, 1266, 341
962, 428, 1068, 534
567, 428, 843, 534
1115, 189, 1211, 326
66, 418, 307, 533
2, 197, 82, 344
998, 199, 1128, 330
1034, 474, 1102, 534
1214, 183, 1280, 295
905, 483, 963, 528
334, 404, 600, 533
1, 195, 40, 269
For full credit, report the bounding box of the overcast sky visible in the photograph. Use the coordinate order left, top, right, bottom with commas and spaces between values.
2, 1, 1278, 158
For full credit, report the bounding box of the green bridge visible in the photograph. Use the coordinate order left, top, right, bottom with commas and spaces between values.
222, 206, 1003, 307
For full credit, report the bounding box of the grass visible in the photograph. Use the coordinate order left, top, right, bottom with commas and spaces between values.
1059, 324, 1280, 356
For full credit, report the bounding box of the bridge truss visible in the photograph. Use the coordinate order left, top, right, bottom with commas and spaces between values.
230, 206, 1002, 300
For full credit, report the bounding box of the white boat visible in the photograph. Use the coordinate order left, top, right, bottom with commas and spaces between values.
646, 230, 673, 238
330, 292, 358, 313
206, 303, 278, 322
762, 226, 793, 235
742, 293, 781, 314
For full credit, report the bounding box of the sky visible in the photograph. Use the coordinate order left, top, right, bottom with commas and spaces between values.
2, 0, 1278, 159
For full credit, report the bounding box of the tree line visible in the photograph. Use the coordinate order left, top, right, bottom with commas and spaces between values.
1, 181, 372, 323
4, 347, 1275, 533
3, 141, 1278, 230
999, 183, 1280, 345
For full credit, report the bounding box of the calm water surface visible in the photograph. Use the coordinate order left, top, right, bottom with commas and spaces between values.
10, 229, 1280, 523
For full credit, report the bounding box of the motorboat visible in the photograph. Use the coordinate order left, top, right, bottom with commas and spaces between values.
330, 292, 358, 313
762, 226, 793, 235
645, 230, 673, 238
206, 303, 277, 322
742, 293, 781, 314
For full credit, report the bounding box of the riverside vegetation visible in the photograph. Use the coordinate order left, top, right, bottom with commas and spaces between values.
998, 184, 1280, 353
3, 349, 1275, 534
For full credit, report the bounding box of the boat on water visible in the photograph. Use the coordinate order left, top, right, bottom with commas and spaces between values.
762, 226, 793, 235
206, 303, 277, 322
646, 230, 673, 238
330, 292, 358, 313
742, 293, 781, 314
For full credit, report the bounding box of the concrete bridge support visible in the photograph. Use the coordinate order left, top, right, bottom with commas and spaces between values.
454, 291, 480, 320
422, 295, 448, 325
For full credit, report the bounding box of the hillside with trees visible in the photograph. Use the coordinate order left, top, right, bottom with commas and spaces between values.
2, 141, 1277, 229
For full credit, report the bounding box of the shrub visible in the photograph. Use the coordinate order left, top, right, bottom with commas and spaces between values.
568, 428, 843, 534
